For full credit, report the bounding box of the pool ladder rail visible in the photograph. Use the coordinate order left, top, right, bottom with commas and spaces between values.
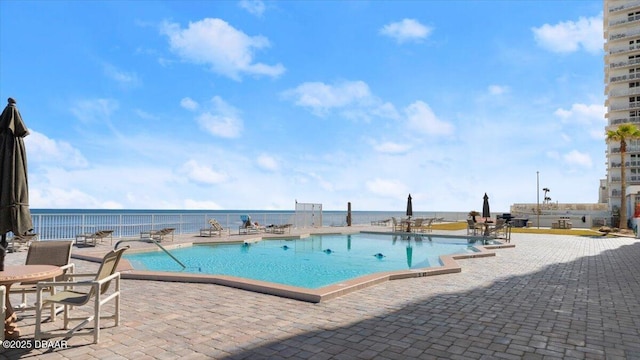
114, 238, 186, 269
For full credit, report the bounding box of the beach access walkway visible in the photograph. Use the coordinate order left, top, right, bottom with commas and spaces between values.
1, 225, 640, 359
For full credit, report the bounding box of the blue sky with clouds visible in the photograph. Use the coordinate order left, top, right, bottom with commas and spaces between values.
0, 0, 605, 211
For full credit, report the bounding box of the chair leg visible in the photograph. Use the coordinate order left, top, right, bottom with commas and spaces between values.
50, 286, 56, 322
115, 278, 120, 326
21, 291, 27, 310
94, 292, 100, 344
35, 289, 42, 341
1, 285, 5, 342
63, 303, 70, 330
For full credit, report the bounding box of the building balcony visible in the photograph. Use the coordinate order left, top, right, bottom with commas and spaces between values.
610, 101, 640, 111
610, 72, 640, 82
608, 1, 640, 14
610, 87, 640, 97
609, 13, 640, 28
604, 177, 640, 184
609, 43, 640, 56
609, 27, 640, 41
609, 117, 640, 125
609, 57, 640, 69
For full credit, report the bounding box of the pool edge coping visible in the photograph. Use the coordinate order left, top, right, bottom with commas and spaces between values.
72, 232, 515, 303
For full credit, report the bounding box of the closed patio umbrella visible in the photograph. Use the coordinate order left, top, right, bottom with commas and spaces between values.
0, 98, 33, 269
406, 194, 413, 232
482, 193, 491, 222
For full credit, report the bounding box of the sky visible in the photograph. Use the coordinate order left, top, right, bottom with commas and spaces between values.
0, 0, 606, 212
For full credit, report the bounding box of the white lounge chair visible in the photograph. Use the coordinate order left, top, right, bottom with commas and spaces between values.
239, 215, 265, 234
200, 219, 226, 237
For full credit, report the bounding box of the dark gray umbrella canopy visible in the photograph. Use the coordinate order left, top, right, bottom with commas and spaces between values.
482, 193, 490, 220
406, 194, 413, 217
0, 98, 33, 238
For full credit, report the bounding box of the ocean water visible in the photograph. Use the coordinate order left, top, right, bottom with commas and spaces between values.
28, 209, 471, 240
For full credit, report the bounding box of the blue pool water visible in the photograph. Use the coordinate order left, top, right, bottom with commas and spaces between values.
124, 233, 486, 289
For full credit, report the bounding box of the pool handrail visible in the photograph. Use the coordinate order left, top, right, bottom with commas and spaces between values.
114, 239, 186, 269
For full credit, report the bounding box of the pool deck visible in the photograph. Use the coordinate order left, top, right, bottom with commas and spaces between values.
2, 225, 640, 359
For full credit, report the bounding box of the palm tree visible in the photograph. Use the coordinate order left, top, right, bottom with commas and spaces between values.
606, 123, 640, 229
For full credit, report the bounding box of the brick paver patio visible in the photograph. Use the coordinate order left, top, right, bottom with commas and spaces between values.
1, 228, 639, 359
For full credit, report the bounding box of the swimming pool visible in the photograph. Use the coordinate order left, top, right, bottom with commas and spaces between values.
124, 233, 499, 289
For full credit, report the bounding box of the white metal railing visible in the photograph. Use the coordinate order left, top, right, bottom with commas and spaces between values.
26, 210, 474, 241
29, 212, 294, 241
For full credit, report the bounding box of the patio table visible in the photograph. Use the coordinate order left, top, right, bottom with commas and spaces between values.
0, 265, 63, 339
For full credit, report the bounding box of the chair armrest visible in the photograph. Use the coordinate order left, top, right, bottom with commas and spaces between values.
36, 272, 120, 290
60, 263, 75, 273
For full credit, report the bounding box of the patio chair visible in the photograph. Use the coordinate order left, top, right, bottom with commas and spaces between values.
414, 218, 434, 233
35, 246, 128, 344
466, 219, 482, 236
265, 224, 292, 234
7, 233, 38, 253
75, 230, 114, 246
391, 217, 404, 232
140, 227, 175, 242
10, 240, 75, 321
488, 219, 510, 241
239, 215, 265, 234
200, 219, 225, 237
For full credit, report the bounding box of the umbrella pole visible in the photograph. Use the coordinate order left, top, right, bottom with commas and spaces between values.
0, 233, 6, 271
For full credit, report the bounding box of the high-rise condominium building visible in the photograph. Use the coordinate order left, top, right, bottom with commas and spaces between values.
604, 0, 640, 222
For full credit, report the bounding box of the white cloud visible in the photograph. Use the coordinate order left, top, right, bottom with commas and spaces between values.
161, 18, 285, 80
180, 97, 199, 111
134, 109, 158, 120
488, 85, 509, 95
282, 80, 399, 120
366, 178, 408, 198
256, 154, 279, 171
183, 199, 223, 210
372, 141, 411, 155
380, 18, 432, 44
307, 172, 334, 192
283, 81, 371, 113
589, 129, 605, 140
555, 103, 606, 140
554, 103, 606, 124
404, 101, 454, 136
25, 130, 88, 168
70, 98, 118, 123
239, 0, 266, 17
30, 187, 120, 209
102, 63, 141, 87
180, 159, 228, 184
532, 14, 603, 54
563, 150, 592, 168
196, 96, 243, 138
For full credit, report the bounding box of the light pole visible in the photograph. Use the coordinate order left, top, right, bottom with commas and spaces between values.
537, 171, 540, 229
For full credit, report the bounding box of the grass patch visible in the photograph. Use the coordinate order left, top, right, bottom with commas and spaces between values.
510, 228, 602, 236
431, 221, 606, 237
431, 222, 467, 231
